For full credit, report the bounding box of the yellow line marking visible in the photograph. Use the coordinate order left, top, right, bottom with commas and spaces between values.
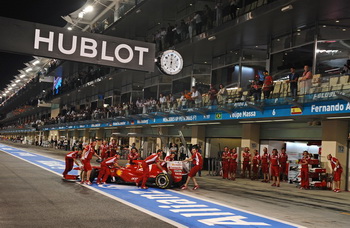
341, 212, 350, 215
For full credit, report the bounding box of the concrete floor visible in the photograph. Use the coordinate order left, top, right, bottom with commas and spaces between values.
1, 141, 350, 228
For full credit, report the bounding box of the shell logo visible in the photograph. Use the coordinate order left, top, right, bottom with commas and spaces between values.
116, 169, 123, 176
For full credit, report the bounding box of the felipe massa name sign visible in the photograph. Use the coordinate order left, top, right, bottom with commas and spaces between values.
0, 16, 155, 72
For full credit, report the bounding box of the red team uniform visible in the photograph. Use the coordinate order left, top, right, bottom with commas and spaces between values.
141, 153, 161, 188
221, 151, 229, 179
189, 151, 203, 177
279, 152, 288, 175
128, 151, 139, 164
82, 144, 95, 171
270, 154, 280, 177
97, 156, 119, 183
161, 155, 174, 168
252, 154, 261, 174
63, 151, 80, 177
109, 143, 118, 157
99, 144, 109, 160
299, 156, 310, 189
330, 157, 342, 182
229, 152, 238, 174
242, 152, 251, 175
261, 153, 270, 174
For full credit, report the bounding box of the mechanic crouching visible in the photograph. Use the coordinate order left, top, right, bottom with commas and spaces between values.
62, 149, 83, 179
139, 149, 167, 189
97, 153, 121, 185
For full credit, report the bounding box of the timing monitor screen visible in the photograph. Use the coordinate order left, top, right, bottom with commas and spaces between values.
53, 66, 63, 95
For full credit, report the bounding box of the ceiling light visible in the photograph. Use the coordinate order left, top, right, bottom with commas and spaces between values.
281, 5, 293, 12
11, 83, 16, 87
186, 122, 221, 126
2, 94, 6, 96
342, 28, 346, 31
25, 68, 32, 72
8, 88, 13, 90
322, 25, 326, 28
83, 5, 93, 13
326, 116, 350, 120
136, 9, 141, 13
297, 28, 301, 32
125, 126, 143, 129
239, 119, 294, 124
78, 12, 84, 18
20, 74, 26, 78
15, 79, 20, 83
208, 36, 216, 41
335, 20, 339, 23
67, 27, 73, 31
151, 124, 175, 128
33, 60, 40, 65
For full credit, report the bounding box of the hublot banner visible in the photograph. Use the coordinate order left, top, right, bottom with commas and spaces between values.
0, 16, 155, 72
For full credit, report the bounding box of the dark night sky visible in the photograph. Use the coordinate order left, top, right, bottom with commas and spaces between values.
0, 0, 86, 92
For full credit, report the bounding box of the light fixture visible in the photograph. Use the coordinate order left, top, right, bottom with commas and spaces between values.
239, 119, 294, 124
67, 27, 73, 31
2, 94, 6, 96
125, 126, 143, 129
8, 87, 13, 90
83, 5, 93, 13
335, 20, 340, 23
150, 124, 175, 128
281, 4, 293, 12
15, 79, 20, 83
78, 12, 84, 18
136, 9, 141, 13
33, 60, 40, 65
208, 36, 216, 41
342, 28, 346, 32
11, 83, 16, 87
326, 116, 350, 120
297, 28, 301, 32
25, 68, 32, 72
20, 74, 26, 78
186, 122, 221, 126
322, 25, 327, 28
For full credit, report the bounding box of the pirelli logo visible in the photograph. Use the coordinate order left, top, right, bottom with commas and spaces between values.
291, 106, 302, 115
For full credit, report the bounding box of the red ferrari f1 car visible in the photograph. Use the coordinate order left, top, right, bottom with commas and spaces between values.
84, 160, 189, 189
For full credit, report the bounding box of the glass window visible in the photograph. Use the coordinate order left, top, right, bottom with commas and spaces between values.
172, 77, 191, 95
316, 40, 350, 76
144, 86, 158, 99
211, 65, 239, 87
193, 74, 211, 94
270, 44, 314, 80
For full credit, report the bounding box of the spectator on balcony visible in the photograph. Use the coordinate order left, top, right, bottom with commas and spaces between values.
217, 84, 228, 105
159, 93, 167, 112
191, 86, 202, 108
136, 98, 143, 114
262, 70, 273, 99
194, 11, 203, 35
208, 84, 218, 105
180, 20, 188, 41
215, 2, 223, 26
187, 17, 195, 41
251, 74, 263, 101
300, 65, 312, 95
230, 0, 238, 19
180, 92, 188, 109
287, 67, 299, 100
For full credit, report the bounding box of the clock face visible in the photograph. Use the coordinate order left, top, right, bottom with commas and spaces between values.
159, 50, 183, 75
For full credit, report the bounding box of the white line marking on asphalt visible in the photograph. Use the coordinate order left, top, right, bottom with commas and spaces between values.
169, 190, 307, 228
0, 147, 187, 228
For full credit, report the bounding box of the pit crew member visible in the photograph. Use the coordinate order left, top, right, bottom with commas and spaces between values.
62, 149, 82, 178
222, 146, 230, 179
261, 147, 270, 183
229, 148, 238, 180
327, 154, 343, 193
97, 153, 121, 185
99, 140, 109, 161
279, 147, 289, 182
242, 147, 251, 178
251, 149, 261, 180
81, 141, 101, 185
270, 149, 280, 187
299, 151, 310, 190
140, 149, 165, 189
128, 148, 140, 164
181, 145, 203, 190
161, 152, 176, 168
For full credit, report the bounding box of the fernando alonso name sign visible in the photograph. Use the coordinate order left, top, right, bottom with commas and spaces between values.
0, 16, 155, 72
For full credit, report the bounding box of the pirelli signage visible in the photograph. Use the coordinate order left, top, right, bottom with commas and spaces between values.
0, 16, 155, 72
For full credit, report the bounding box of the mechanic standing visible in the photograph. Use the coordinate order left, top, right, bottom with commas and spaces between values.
109, 139, 118, 157
97, 153, 121, 185
229, 148, 238, 180
261, 147, 270, 183
181, 145, 203, 190
128, 148, 140, 164
140, 149, 166, 189
251, 149, 261, 180
279, 147, 289, 182
327, 154, 343, 193
270, 149, 280, 187
62, 149, 82, 178
100, 140, 109, 161
299, 151, 310, 190
81, 141, 101, 185
162, 152, 176, 168
242, 147, 251, 178
221, 146, 229, 179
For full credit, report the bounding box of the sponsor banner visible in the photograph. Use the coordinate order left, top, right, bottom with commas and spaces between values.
0, 144, 302, 228
0, 16, 155, 71
4, 99, 350, 133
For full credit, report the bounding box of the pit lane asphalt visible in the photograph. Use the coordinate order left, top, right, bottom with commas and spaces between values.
1, 142, 350, 228
0, 150, 174, 228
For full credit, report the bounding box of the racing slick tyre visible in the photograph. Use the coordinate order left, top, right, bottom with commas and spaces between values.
155, 173, 173, 189
89, 168, 99, 183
